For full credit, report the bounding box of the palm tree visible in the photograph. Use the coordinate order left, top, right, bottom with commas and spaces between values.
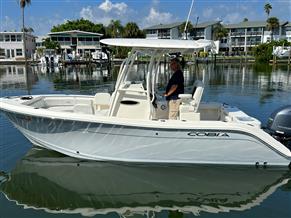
264, 3, 272, 18
106, 20, 123, 38
19, 0, 31, 60
267, 17, 279, 41
213, 23, 228, 40
123, 22, 144, 38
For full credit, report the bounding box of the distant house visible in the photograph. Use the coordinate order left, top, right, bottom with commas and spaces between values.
223, 21, 290, 52
283, 22, 291, 42
0, 32, 36, 60
48, 30, 103, 55
35, 36, 47, 49
144, 22, 183, 39
192, 21, 221, 40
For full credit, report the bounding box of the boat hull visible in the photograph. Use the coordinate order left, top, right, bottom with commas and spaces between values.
2, 110, 290, 166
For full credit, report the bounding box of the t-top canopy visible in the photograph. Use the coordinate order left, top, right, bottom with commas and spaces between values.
100, 38, 216, 52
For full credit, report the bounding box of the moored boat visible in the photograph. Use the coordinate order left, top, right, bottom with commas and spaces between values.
0, 38, 291, 166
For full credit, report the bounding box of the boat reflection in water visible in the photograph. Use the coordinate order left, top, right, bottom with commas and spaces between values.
1, 148, 290, 217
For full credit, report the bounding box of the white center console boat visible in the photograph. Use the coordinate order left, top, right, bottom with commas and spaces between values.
0, 38, 291, 166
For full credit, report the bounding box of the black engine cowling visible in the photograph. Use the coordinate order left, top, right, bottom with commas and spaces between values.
266, 105, 291, 147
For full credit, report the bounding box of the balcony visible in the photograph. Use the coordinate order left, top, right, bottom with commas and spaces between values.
194, 33, 204, 37
232, 41, 261, 46
230, 32, 245, 36
146, 33, 158, 39
246, 31, 263, 35
231, 41, 245, 46
58, 41, 71, 46
78, 41, 99, 46
158, 34, 171, 39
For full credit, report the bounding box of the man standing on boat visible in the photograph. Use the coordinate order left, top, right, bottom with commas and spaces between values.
164, 58, 184, 119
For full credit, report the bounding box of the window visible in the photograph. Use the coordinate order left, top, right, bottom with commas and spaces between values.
17, 35, 22, 41
0, 48, 5, 56
5, 35, 10, 42
0, 35, 3, 42
16, 49, 23, 56
11, 35, 16, 42
17, 68, 24, 74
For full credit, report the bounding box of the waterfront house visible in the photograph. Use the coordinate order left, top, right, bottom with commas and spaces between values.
192, 21, 221, 40
222, 21, 290, 52
0, 32, 36, 60
48, 30, 103, 56
35, 36, 47, 49
144, 22, 183, 39
282, 22, 291, 42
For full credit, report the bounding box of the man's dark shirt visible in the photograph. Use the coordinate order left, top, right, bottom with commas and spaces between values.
166, 69, 184, 101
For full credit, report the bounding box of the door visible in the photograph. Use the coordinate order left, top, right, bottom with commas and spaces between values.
6, 49, 10, 58
72, 37, 77, 45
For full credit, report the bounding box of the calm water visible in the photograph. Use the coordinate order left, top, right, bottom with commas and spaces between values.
0, 63, 291, 218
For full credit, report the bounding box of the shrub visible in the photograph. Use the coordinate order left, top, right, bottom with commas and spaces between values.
253, 40, 291, 63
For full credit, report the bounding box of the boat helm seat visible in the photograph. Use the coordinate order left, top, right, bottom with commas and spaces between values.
179, 80, 204, 112
191, 80, 204, 112
93, 93, 111, 112
179, 80, 204, 121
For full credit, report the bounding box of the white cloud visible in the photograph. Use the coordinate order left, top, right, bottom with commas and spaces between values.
0, 16, 17, 31
143, 8, 174, 27
203, 8, 213, 18
98, 0, 127, 14
79, 0, 131, 25
80, 6, 94, 21
223, 12, 242, 24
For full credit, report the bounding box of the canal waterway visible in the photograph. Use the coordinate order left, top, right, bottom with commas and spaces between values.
0, 63, 291, 218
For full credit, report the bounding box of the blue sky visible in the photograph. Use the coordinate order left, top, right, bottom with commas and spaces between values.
0, 0, 290, 35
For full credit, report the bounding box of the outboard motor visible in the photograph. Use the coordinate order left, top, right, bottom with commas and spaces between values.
266, 105, 291, 149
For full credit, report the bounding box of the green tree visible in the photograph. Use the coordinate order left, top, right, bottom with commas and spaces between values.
253, 39, 291, 62
51, 19, 106, 35
43, 38, 61, 52
266, 17, 280, 41
122, 22, 145, 38
264, 3, 272, 18
213, 23, 228, 40
106, 20, 123, 38
19, 0, 31, 60
179, 21, 193, 38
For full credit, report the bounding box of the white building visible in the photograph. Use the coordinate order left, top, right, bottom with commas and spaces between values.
144, 22, 183, 39
0, 32, 36, 60
192, 21, 220, 40
221, 21, 291, 52
48, 30, 103, 56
